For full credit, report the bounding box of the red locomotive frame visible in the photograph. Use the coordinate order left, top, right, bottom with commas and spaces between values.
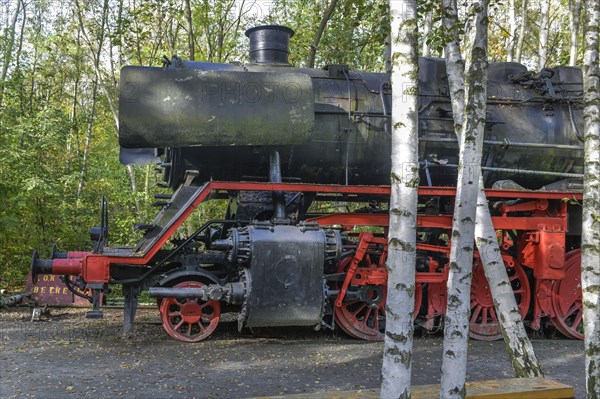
39, 181, 583, 341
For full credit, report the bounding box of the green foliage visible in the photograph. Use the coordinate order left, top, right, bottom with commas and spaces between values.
0, 0, 588, 293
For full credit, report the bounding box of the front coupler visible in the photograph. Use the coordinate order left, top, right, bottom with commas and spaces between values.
31, 249, 109, 318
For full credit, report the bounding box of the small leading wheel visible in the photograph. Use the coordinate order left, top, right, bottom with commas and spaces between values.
550, 250, 583, 340
334, 254, 422, 341
468, 256, 530, 341
159, 281, 221, 342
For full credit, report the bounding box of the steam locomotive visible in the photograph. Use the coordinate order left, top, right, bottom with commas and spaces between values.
31, 25, 585, 342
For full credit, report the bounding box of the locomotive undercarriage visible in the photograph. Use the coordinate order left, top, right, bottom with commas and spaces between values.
31, 167, 584, 342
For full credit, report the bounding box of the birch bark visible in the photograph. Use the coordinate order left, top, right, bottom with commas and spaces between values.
442, 0, 543, 379
507, 0, 517, 62
581, 1, 600, 396
440, 2, 488, 397
515, 0, 527, 63
380, 1, 419, 398
569, 0, 582, 66
422, 11, 433, 57
538, 0, 550, 70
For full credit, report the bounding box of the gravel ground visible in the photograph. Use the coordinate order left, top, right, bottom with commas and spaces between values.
0, 307, 585, 399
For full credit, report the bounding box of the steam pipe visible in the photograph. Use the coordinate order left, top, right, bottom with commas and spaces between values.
270, 150, 286, 219
436, 163, 583, 179
420, 136, 583, 150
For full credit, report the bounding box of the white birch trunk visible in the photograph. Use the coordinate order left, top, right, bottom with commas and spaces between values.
422, 11, 433, 57
440, 2, 489, 397
474, 182, 543, 377
581, 1, 600, 397
443, 0, 543, 379
538, 0, 550, 70
507, 0, 517, 62
380, 1, 419, 398
569, 0, 582, 66
515, 0, 528, 63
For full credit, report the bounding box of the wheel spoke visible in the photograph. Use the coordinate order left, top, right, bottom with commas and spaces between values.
564, 303, 580, 318
173, 319, 184, 332
352, 303, 368, 317
470, 305, 482, 323
490, 308, 498, 323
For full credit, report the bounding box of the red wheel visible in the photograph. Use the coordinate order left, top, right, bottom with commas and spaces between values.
159, 281, 221, 342
468, 256, 530, 341
334, 254, 422, 341
550, 250, 583, 339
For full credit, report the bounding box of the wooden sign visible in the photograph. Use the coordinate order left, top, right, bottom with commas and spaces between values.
24, 272, 90, 307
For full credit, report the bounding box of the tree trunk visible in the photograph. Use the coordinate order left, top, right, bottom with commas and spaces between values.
380, 1, 419, 398
474, 184, 543, 378
0, 0, 22, 105
507, 0, 517, 62
515, 0, 528, 63
442, 0, 543, 380
184, 0, 195, 60
77, 78, 99, 200
581, 1, 600, 397
440, 1, 489, 397
308, 0, 338, 68
569, 0, 582, 66
422, 11, 433, 57
538, 0, 550, 70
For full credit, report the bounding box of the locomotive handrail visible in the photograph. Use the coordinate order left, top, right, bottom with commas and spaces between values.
205, 181, 584, 200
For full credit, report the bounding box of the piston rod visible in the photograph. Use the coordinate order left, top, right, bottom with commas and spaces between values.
148, 282, 245, 304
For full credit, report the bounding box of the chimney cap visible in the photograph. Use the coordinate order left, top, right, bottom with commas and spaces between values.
245, 25, 295, 38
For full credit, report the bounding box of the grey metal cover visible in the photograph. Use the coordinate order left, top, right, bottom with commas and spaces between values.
119, 67, 315, 148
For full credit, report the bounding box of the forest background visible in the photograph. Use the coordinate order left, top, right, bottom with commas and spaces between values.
0, 0, 587, 290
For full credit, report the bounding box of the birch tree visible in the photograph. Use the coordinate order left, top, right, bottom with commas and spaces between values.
506, 0, 517, 62
515, 0, 527, 63
307, 0, 338, 68
440, 1, 489, 397
442, 0, 543, 379
380, 1, 419, 397
538, 0, 550, 70
569, 0, 582, 66
581, 0, 600, 396
184, 0, 195, 60
0, 0, 23, 105
422, 10, 433, 57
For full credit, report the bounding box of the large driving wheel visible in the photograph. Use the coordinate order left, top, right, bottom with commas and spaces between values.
159, 281, 221, 342
468, 256, 530, 341
334, 254, 422, 341
550, 250, 583, 340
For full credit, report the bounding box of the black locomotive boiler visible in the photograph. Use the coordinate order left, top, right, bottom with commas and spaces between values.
31, 25, 586, 342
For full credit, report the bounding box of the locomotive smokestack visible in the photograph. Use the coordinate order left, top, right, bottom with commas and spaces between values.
245, 25, 294, 65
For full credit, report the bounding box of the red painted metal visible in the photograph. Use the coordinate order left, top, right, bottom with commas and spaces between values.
159, 281, 221, 342
206, 181, 583, 201
82, 255, 110, 283
468, 255, 530, 341
519, 231, 566, 279
497, 199, 549, 214
335, 232, 373, 308
51, 258, 83, 276
549, 250, 583, 339
307, 214, 567, 231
